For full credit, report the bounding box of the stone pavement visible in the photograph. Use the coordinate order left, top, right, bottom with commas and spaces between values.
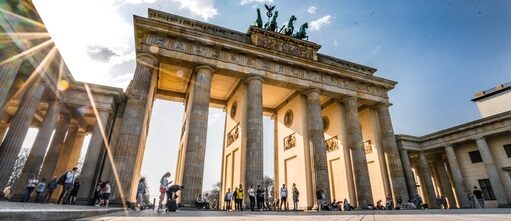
81, 208, 511, 221
0, 201, 123, 221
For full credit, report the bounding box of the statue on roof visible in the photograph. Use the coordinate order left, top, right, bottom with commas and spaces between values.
254, 8, 263, 28
292, 22, 308, 40
281, 15, 296, 36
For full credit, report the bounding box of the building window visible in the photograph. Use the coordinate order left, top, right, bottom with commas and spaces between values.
504, 144, 511, 158
469, 151, 483, 163
478, 179, 496, 200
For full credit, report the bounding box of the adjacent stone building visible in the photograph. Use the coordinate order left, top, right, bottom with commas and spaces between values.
396, 82, 511, 208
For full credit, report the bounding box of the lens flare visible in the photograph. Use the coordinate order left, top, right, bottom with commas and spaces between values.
57, 80, 69, 91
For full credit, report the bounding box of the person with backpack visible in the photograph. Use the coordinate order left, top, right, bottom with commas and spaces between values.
57, 167, 78, 204
34, 178, 46, 203
45, 177, 58, 203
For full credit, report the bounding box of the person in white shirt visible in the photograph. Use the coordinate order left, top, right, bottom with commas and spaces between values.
248, 185, 256, 211
35, 179, 46, 203
22, 176, 39, 202
280, 184, 288, 210
224, 188, 233, 211
58, 167, 78, 204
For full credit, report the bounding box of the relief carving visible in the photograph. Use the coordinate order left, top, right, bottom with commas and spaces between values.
226, 124, 239, 147
283, 133, 296, 151
325, 136, 339, 152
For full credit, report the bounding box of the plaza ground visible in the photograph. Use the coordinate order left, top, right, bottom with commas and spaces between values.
80, 208, 511, 221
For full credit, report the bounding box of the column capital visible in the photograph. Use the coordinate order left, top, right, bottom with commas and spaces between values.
136, 53, 158, 65
375, 102, 391, 110
473, 136, 487, 142
194, 65, 215, 74
340, 95, 357, 104
303, 88, 321, 96
244, 75, 264, 83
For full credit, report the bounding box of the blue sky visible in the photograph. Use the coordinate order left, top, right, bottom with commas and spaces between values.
31, 0, 511, 196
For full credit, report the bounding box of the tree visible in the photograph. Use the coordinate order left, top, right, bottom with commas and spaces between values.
2, 147, 30, 199
206, 181, 221, 210
263, 176, 274, 203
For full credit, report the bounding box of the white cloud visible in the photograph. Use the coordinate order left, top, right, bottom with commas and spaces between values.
309, 15, 333, 31
307, 6, 317, 14
333, 39, 338, 46
123, 0, 158, 4
171, 0, 218, 21
240, 0, 274, 5
372, 46, 381, 56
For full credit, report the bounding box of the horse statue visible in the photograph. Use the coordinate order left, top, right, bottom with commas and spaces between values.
282, 15, 296, 36
254, 8, 263, 28
292, 22, 308, 40
264, 11, 279, 31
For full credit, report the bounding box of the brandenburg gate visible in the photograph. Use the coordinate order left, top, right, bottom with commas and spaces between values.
113, 8, 409, 209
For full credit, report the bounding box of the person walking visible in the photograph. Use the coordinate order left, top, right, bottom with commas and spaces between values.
57, 167, 78, 204
68, 178, 80, 205
473, 186, 485, 208
280, 184, 288, 210
248, 185, 256, 211
135, 177, 146, 209
34, 178, 46, 203
45, 177, 58, 203
158, 172, 171, 212
292, 183, 299, 210
224, 188, 233, 211
467, 190, 476, 208
256, 185, 264, 211
22, 175, 39, 202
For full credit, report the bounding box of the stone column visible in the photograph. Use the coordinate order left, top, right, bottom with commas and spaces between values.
444, 145, 470, 208
305, 88, 331, 208
0, 60, 22, 111
12, 100, 61, 197
341, 96, 373, 208
110, 54, 157, 202
434, 159, 457, 208
53, 123, 80, 177
376, 104, 409, 203
399, 149, 418, 200
475, 137, 510, 207
180, 65, 213, 206
39, 115, 71, 180
0, 122, 8, 142
78, 110, 110, 203
245, 76, 264, 190
0, 78, 46, 188
418, 151, 438, 208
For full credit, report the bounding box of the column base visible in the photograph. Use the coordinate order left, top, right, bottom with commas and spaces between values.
498, 203, 511, 208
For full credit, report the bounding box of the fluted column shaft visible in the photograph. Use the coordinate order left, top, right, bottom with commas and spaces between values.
111, 55, 157, 202
376, 104, 409, 203
475, 137, 510, 207
53, 124, 80, 177
0, 60, 22, 111
399, 149, 418, 200
13, 100, 61, 196
305, 89, 331, 208
78, 110, 110, 202
245, 76, 264, 191
342, 96, 373, 208
39, 115, 71, 180
434, 159, 457, 208
0, 122, 8, 142
418, 151, 438, 208
180, 65, 213, 206
444, 145, 470, 208
0, 78, 45, 188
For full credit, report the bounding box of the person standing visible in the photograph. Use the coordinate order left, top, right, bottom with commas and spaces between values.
224, 188, 233, 211
280, 184, 288, 210
45, 177, 57, 203
234, 187, 239, 211
248, 185, 256, 211
158, 172, 171, 211
467, 190, 476, 208
93, 180, 102, 206
34, 178, 46, 203
473, 186, 485, 208
236, 184, 244, 211
292, 183, 299, 210
68, 178, 80, 205
256, 185, 264, 211
315, 188, 323, 211
22, 175, 39, 202
57, 167, 78, 204
100, 181, 111, 207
